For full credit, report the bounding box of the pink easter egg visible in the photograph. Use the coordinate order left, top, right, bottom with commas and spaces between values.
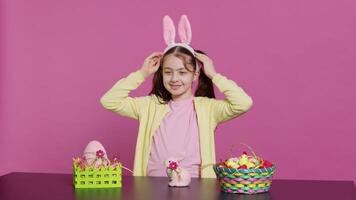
83, 140, 108, 166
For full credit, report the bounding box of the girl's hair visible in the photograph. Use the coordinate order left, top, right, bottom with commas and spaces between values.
149, 46, 215, 104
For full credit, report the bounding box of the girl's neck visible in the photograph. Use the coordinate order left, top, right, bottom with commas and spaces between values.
171, 92, 194, 102
171, 96, 194, 103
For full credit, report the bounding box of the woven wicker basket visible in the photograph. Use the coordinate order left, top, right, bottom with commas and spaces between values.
213, 164, 276, 194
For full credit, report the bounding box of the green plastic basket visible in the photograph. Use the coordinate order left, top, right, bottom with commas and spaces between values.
213, 165, 276, 194
73, 161, 122, 188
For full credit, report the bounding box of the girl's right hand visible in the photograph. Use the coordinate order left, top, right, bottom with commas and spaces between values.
140, 52, 163, 78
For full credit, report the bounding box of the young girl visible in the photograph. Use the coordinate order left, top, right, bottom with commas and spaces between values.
99, 15, 253, 178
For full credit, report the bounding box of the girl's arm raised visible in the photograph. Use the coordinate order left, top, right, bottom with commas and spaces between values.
210, 73, 253, 124
100, 70, 149, 120
194, 52, 253, 124
100, 52, 162, 120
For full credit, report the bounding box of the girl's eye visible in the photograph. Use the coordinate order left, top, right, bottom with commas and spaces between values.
179, 71, 187, 75
164, 71, 172, 74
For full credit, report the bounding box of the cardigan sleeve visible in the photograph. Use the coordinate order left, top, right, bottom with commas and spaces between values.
210, 73, 253, 124
100, 70, 149, 120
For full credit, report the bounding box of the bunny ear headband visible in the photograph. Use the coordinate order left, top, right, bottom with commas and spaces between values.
163, 15, 195, 56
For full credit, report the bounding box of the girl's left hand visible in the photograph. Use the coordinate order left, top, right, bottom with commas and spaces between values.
194, 52, 217, 79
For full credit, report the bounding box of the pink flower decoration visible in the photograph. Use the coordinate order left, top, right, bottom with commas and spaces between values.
112, 156, 119, 162
168, 161, 178, 170
96, 150, 105, 158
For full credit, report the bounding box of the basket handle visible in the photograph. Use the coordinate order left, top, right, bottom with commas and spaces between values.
201, 142, 260, 170
239, 142, 259, 160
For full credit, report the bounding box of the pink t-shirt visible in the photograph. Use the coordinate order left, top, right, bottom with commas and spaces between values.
147, 96, 201, 177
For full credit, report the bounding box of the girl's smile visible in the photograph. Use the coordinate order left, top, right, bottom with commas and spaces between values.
169, 84, 182, 90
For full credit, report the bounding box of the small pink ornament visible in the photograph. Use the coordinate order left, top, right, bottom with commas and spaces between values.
165, 157, 191, 187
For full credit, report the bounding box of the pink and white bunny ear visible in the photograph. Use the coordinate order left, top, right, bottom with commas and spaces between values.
163, 15, 176, 45
178, 15, 192, 45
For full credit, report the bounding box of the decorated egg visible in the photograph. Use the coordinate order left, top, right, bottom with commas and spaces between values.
83, 140, 109, 167
225, 157, 239, 168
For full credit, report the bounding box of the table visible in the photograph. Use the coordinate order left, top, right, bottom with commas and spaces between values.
0, 172, 355, 200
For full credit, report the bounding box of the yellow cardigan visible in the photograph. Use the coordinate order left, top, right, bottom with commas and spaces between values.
100, 70, 253, 178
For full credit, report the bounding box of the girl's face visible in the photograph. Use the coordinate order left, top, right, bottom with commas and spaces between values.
162, 54, 199, 101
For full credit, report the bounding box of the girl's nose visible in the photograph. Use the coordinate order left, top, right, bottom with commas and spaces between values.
171, 73, 179, 81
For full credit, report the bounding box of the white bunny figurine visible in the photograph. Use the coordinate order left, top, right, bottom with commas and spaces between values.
165, 157, 191, 187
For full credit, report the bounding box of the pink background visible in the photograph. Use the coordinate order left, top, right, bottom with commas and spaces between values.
1, 0, 355, 184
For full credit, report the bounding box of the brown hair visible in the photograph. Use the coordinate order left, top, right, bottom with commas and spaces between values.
149, 46, 215, 104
